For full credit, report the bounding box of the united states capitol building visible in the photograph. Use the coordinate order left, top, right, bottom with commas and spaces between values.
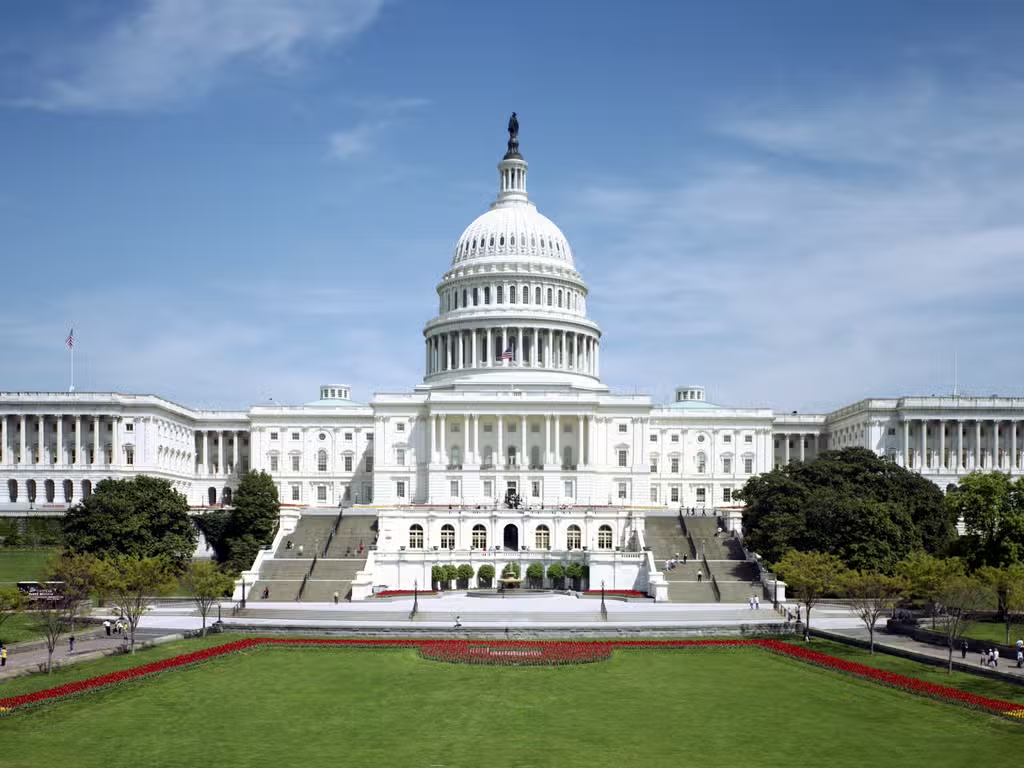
2, 120, 1023, 596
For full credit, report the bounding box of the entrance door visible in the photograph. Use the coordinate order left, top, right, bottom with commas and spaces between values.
503, 523, 519, 551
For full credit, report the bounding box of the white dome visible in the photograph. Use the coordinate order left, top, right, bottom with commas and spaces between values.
451, 204, 574, 268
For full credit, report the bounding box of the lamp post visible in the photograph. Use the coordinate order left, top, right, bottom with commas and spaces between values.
413, 578, 419, 615
240, 579, 247, 609
600, 579, 607, 619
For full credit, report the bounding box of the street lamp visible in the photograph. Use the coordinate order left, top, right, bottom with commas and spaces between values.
240, 579, 247, 609
413, 578, 419, 615
601, 579, 607, 619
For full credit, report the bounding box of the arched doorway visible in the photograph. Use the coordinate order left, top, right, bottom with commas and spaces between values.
63, 479, 74, 503
7, 479, 17, 503
222, 487, 232, 505
44, 479, 55, 503
208, 487, 217, 506
503, 523, 519, 551
26, 479, 37, 503
81, 479, 92, 499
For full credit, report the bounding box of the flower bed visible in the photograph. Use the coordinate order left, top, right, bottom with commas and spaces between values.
3, 637, 1024, 720
581, 589, 649, 599
373, 590, 439, 598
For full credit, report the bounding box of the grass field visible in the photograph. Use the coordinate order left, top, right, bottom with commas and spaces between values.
0, 548, 59, 584
2, 642, 1023, 768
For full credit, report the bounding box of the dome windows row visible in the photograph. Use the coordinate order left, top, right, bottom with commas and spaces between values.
440, 282, 586, 314
454, 231, 568, 263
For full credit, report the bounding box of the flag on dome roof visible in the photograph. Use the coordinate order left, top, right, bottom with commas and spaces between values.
65, 328, 74, 349
500, 345, 514, 361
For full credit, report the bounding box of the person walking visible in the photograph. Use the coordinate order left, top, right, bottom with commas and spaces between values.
454, 615, 462, 628
1, 644, 7, 667
103, 619, 111, 636
696, 570, 703, 583
961, 639, 969, 659
69, 636, 75, 653
333, 591, 340, 605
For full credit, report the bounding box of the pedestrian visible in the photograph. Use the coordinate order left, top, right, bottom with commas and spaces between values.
803, 631, 810, 644
796, 606, 802, 623
961, 639, 969, 659
298, 544, 304, 556
980, 649, 986, 666
696, 570, 703, 583
754, 596, 760, 609
103, 619, 111, 636
1018, 650, 1023, 669
994, 648, 1000, 667
748, 596, 754, 610
454, 615, 462, 628
333, 591, 340, 604
1, 643, 6, 667
69, 636, 75, 653
262, 586, 270, 600
682, 554, 687, 565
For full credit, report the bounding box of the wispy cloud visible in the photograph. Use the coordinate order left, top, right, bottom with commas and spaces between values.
328, 96, 429, 161
21, 0, 384, 112
574, 75, 1024, 411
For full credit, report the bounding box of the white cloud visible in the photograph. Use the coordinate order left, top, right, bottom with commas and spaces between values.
328, 97, 429, 161
574, 75, 1024, 412
25, 0, 384, 112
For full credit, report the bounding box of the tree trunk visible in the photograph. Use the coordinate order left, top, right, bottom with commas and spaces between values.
868, 625, 875, 655
201, 613, 207, 637
947, 642, 954, 674
46, 647, 54, 674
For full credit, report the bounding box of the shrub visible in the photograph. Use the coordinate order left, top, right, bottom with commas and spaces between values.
478, 564, 495, 587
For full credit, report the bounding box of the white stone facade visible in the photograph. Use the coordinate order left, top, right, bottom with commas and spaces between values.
3, 127, 1024, 590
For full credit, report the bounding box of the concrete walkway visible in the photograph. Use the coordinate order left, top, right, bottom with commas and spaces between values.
0, 626, 170, 682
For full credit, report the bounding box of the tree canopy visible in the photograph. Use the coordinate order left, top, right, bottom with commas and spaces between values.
739, 448, 955, 571
775, 550, 847, 631
198, 470, 280, 572
945, 472, 1024, 569
62, 476, 196, 568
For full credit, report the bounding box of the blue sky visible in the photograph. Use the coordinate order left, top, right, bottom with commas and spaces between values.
2, 0, 1024, 412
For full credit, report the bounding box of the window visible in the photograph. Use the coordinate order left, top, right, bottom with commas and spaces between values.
441, 524, 455, 549
344, 432, 352, 441
650, 433, 658, 442
496, 285, 504, 304
618, 450, 628, 468
888, 428, 896, 436
670, 457, 679, 474
522, 285, 529, 304
396, 448, 405, 466
723, 457, 732, 473
451, 422, 461, 433
535, 286, 541, 304
670, 486, 680, 502
409, 524, 424, 549
483, 480, 493, 497
396, 480, 406, 498
744, 434, 753, 444
531, 481, 541, 497
125, 423, 134, 432
744, 457, 753, 474
510, 285, 517, 303
344, 455, 353, 472
291, 484, 300, 502
671, 434, 679, 443
397, 422, 405, 432
650, 486, 659, 502
617, 482, 627, 500
319, 432, 326, 441
365, 456, 374, 472
723, 434, 732, 443
317, 450, 328, 472
484, 286, 491, 304
270, 455, 279, 471
450, 480, 460, 497
697, 454, 706, 473
125, 447, 134, 465
291, 455, 300, 472
696, 487, 706, 504
473, 288, 479, 306
547, 288, 553, 305
291, 432, 300, 441
564, 480, 574, 497
650, 458, 658, 473
472, 524, 487, 549
317, 485, 327, 502
535, 525, 550, 549
598, 525, 613, 550
618, 424, 628, 433
723, 488, 732, 503
567, 525, 581, 550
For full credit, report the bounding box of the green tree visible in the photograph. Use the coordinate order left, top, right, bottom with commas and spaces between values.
546, 563, 565, 590
48, 551, 98, 635
430, 565, 445, 590
182, 560, 235, 637
526, 562, 544, 589
63, 476, 196, 568
739, 448, 954, 571
200, 471, 280, 572
502, 562, 521, 579
442, 564, 459, 589
844, 570, 908, 654
30, 598, 76, 674
896, 552, 966, 627
933, 574, 991, 673
977, 563, 1024, 645
946, 473, 1024, 568
775, 550, 847, 633
477, 564, 495, 587
566, 562, 584, 590
0, 587, 25, 644
456, 564, 475, 588
91, 555, 176, 653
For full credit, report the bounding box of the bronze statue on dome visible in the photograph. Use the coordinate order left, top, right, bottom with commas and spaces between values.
505, 112, 520, 158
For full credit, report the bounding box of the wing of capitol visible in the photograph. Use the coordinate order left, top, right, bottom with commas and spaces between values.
2, 119, 1023, 599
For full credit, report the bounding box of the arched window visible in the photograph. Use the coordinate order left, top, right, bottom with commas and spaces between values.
507, 445, 517, 466
499, 235, 505, 246
547, 288, 553, 306
510, 235, 515, 246
489, 236, 494, 247
409, 524, 424, 549
441, 524, 455, 549
566, 524, 581, 550
223, 487, 233, 505
496, 285, 504, 304
63, 479, 73, 503
510, 285, 517, 304
26, 479, 36, 503
44, 479, 55, 503
530, 445, 541, 469
535, 524, 550, 549
598, 525, 613, 550
318, 449, 328, 473
462, 289, 467, 306
7, 479, 17, 502
82, 479, 92, 499
208, 487, 217, 505
557, 289, 563, 307
535, 286, 541, 304
472, 524, 487, 549
522, 284, 529, 304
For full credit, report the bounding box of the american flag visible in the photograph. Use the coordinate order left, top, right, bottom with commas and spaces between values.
499, 345, 514, 361
65, 328, 74, 349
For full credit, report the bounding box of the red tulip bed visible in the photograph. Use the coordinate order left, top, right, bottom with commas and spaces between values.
3, 637, 1024, 721
582, 589, 649, 598
373, 589, 438, 598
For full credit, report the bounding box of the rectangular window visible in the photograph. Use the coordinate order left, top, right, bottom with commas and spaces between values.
531, 423, 540, 433
508, 423, 516, 433
473, 288, 479, 305
396, 448, 405, 466
318, 453, 328, 472
396, 481, 406, 498
450, 480, 460, 497
723, 488, 732, 503
617, 482, 627, 500
670, 486, 680, 503
650, 433, 658, 442
291, 456, 300, 472
696, 487, 706, 503
292, 432, 300, 441
365, 456, 374, 472
483, 480, 493, 497
723, 458, 732, 473
888, 428, 896, 436
483, 424, 493, 433
697, 459, 706, 473
670, 457, 679, 474
291, 484, 300, 502
396, 423, 405, 432
270, 455, 279, 471
533, 481, 542, 497
650, 459, 658, 473
125, 423, 134, 432
723, 434, 731, 443
344, 456, 353, 472
125, 447, 134, 465
270, 431, 279, 441
451, 422, 461, 432
618, 450, 628, 468
671, 433, 679, 443
317, 486, 327, 502
650, 486, 658, 502
562, 480, 572, 497
344, 432, 352, 441
744, 458, 753, 474
618, 424, 628, 433
774, 439, 780, 448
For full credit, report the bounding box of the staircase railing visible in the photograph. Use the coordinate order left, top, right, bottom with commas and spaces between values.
323, 508, 345, 556
296, 574, 308, 601
701, 552, 721, 602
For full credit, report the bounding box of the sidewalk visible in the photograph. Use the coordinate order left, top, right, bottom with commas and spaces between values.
0, 628, 153, 682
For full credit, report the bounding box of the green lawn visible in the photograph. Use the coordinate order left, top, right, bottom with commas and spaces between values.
0, 548, 59, 584
930, 619, 1022, 647
2, 643, 1023, 768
